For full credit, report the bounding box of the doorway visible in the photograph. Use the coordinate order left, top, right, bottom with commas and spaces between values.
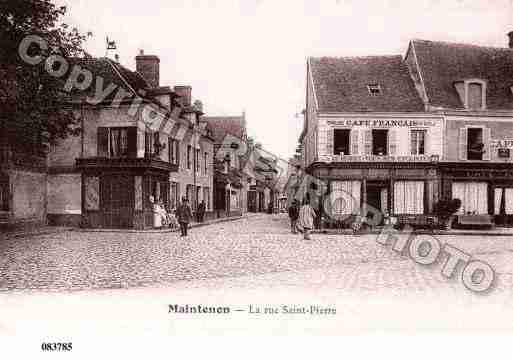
101, 174, 135, 228
366, 181, 389, 223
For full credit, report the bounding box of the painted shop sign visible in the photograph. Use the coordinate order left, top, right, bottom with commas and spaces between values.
326, 119, 437, 127
491, 139, 513, 148
319, 154, 438, 163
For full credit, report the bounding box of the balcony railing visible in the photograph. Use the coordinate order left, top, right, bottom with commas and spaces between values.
318, 154, 440, 163
76, 157, 179, 172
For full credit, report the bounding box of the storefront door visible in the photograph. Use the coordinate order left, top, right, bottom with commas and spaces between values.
101, 175, 134, 228
366, 181, 389, 222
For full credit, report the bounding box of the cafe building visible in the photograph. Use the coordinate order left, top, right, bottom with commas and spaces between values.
302, 55, 443, 222
302, 36, 513, 226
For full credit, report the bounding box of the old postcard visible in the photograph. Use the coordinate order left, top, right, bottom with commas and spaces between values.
1, 0, 513, 356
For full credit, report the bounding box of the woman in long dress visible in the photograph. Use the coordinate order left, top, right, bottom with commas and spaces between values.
298, 199, 316, 240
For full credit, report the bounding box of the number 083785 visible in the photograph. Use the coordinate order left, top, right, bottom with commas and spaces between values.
41, 343, 72, 351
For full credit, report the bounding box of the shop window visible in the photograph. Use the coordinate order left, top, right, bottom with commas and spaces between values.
170, 182, 179, 209
452, 182, 488, 214
372, 129, 388, 155
203, 187, 210, 210
0, 172, 9, 211
467, 128, 484, 160
394, 181, 424, 215
410, 129, 426, 155
333, 129, 350, 155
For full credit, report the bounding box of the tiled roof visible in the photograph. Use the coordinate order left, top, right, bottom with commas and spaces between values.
412, 39, 513, 110
65, 57, 142, 102
309, 56, 424, 112
203, 116, 246, 143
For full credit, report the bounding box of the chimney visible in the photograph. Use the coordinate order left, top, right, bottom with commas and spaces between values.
508, 31, 513, 48
136, 49, 160, 88
174, 85, 192, 107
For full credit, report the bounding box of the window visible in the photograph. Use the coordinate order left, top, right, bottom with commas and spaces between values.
168, 138, 179, 165
367, 84, 381, 96
394, 181, 424, 214
455, 79, 486, 110
0, 172, 9, 211
372, 129, 388, 155
187, 145, 192, 169
203, 187, 210, 210
195, 149, 200, 173
452, 182, 488, 214
170, 182, 179, 209
410, 130, 426, 155
97, 127, 136, 158
145, 131, 154, 157
109, 128, 128, 157
196, 186, 201, 208
204, 152, 208, 174
467, 128, 484, 160
333, 129, 351, 155
186, 184, 194, 203
467, 82, 483, 110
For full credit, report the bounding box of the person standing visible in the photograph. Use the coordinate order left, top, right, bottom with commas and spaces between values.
197, 200, 206, 223
298, 199, 316, 240
176, 197, 193, 237
288, 199, 300, 234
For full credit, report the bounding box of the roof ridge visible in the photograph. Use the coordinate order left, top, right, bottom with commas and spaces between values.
310, 54, 402, 60
412, 38, 513, 51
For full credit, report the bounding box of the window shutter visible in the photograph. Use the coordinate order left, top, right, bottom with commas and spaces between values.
326, 128, 334, 155
127, 127, 137, 158
483, 127, 492, 160
351, 129, 359, 155
388, 129, 397, 155
97, 127, 109, 157
364, 129, 372, 155
458, 128, 468, 160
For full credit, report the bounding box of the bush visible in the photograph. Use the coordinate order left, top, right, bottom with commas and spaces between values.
434, 198, 462, 220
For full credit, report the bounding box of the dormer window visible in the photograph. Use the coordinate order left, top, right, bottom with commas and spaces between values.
454, 79, 487, 110
367, 84, 381, 96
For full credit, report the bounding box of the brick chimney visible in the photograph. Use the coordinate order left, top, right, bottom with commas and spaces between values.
174, 85, 192, 107
136, 50, 160, 88
508, 31, 513, 48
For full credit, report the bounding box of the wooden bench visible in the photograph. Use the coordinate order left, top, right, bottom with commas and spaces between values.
456, 215, 494, 229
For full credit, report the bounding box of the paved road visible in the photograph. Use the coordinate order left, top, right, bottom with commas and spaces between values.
1, 213, 513, 293
2, 214, 513, 337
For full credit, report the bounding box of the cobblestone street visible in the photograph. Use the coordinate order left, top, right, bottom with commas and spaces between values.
2, 214, 513, 336
1, 213, 513, 293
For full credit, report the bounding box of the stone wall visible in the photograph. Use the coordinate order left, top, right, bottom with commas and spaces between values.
11, 169, 46, 224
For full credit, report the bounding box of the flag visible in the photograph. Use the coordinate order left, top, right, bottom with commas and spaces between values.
106, 37, 117, 50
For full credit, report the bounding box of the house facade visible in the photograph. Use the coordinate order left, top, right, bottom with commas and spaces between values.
204, 114, 249, 217
44, 53, 214, 229
301, 34, 513, 225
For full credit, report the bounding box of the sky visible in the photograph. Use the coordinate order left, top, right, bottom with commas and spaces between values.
58, 0, 513, 160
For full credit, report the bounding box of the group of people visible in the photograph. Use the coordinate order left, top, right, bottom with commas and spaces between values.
288, 198, 317, 240
153, 197, 207, 237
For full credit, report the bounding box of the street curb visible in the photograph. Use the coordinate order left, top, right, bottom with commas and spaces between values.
75, 214, 254, 234
312, 229, 513, 237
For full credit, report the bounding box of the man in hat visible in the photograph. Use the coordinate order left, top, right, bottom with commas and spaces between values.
176, 196, 193, 237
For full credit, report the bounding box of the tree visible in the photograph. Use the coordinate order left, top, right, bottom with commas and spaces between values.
0, 0, 90, 153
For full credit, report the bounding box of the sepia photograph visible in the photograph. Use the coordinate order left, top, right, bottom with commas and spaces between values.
1, 0, 513, 356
